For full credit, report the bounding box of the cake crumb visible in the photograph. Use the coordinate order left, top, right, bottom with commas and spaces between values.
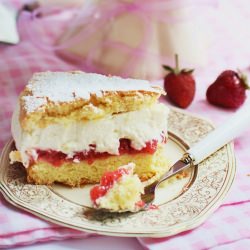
176, 171, 189, 179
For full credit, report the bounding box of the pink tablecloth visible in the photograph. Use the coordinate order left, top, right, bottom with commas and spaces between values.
1, 2, 250, 249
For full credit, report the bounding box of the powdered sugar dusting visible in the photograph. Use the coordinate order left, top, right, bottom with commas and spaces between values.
22, 96, 47, 113
23, 71, 161, 113
88, 103, 102, 114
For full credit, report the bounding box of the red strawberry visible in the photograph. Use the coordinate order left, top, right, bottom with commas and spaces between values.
163, 55, 195, 108
206, 70, 249, 109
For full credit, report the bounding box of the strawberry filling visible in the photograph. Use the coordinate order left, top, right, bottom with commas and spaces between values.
135, 200, 145, 208
33, 136, 166, 167
90, 168, 129, 203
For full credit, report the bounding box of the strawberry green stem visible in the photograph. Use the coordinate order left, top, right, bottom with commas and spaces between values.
175, 54, 179, 74
237, 69, 250, 90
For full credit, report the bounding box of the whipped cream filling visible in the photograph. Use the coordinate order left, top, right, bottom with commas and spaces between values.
12, 103, 169, 167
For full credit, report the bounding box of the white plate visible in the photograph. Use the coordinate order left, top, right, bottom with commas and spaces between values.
0, 109, 236, 237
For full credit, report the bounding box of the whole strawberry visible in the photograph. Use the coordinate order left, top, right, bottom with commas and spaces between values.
163, 55, 195, 108
206, 70, 249, 109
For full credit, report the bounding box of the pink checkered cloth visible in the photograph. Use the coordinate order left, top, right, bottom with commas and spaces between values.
0, 4, 93, 249
1, 2, 250, 249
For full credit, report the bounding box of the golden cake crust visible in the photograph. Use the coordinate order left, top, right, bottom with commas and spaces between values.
19, 71, 163, 131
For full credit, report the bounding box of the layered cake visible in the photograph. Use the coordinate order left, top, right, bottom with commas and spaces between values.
10, 71, 170, 186
90, 163, 144, 212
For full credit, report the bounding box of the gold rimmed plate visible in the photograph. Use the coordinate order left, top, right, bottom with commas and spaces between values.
0, 109, 236, 237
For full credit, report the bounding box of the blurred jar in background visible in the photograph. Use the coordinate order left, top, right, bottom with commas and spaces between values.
56, 0, 217, 80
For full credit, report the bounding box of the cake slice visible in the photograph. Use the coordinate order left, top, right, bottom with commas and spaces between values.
10, 71, 170, 186
90, 163, 144, 212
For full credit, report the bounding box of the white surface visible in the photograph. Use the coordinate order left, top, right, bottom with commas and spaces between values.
0, 3, 19, 44
14, 236, 144, 250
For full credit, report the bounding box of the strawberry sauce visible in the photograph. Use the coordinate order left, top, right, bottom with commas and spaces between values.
90, 168, 129, 203
34, 136, 166, 167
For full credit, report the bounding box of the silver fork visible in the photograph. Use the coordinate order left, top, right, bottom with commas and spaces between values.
141, 105, 250, 209
141, 153, 193, 209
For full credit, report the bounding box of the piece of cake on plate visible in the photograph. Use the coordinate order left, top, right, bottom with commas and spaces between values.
90, 163, 144, 212
10, 71, 170, 186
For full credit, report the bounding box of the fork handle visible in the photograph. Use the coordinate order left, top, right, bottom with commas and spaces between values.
187, 105, 250, 165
